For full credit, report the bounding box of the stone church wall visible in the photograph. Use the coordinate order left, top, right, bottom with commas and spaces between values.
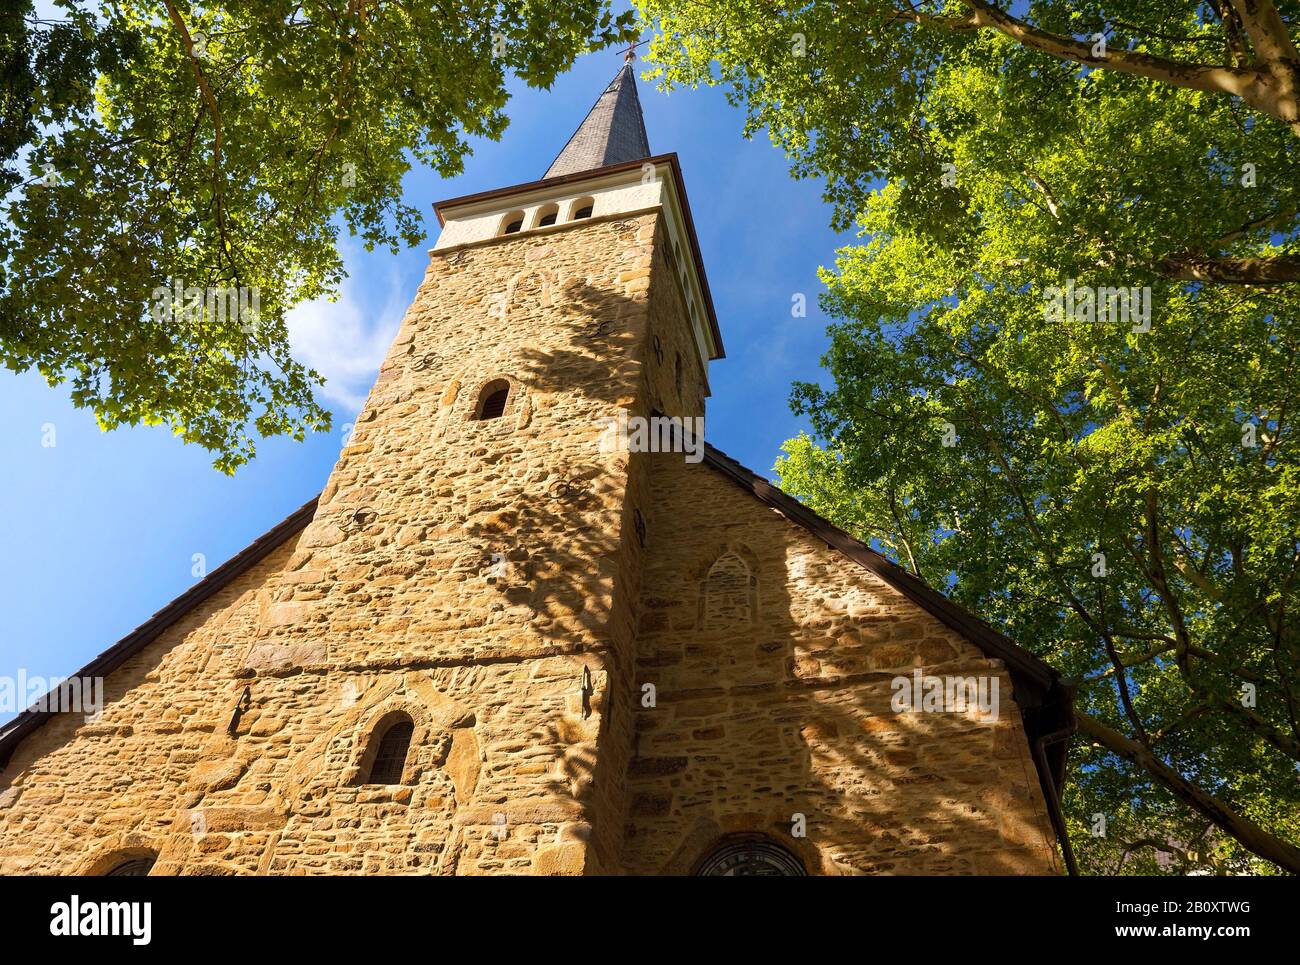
623, 452, 1064, 875
0, 205, 1062, 875
0, 539, 298, 874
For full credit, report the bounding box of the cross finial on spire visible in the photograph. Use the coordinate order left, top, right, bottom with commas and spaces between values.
622, 38, 646, 63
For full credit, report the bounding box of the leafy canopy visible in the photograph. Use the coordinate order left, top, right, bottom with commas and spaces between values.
2, 0, 635, 471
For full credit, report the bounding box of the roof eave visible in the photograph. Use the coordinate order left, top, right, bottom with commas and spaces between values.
699, 443, 1075, 764
0, 497, 320, 771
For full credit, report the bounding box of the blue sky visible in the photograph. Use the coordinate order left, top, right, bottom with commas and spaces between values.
0, 43, 851, 718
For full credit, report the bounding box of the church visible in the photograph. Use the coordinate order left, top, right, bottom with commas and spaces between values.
0, 59, 1076, 875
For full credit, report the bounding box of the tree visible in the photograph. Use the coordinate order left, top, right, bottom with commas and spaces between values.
2, 0, 635, 471
640, 0, 1300, 283
640, 0, 1300, 873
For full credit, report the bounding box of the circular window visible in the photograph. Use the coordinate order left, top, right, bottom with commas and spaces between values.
695, 837, 806, 876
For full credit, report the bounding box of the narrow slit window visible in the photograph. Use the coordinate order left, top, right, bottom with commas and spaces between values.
476, 379, 511, 420
367, 719, 414, 785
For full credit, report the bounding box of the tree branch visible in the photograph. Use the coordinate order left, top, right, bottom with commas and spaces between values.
1077, 711, 1300, 873
1157, 253, 1300, 283
161, 0, 232, 266
954, 0, 1300, 133
958, 0, 1262, 96
1228, 0, 1300, 65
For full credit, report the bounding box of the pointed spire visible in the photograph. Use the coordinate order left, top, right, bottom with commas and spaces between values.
543, 61, 651, 179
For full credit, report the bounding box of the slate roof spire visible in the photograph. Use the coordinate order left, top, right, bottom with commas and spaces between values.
543, 54, 651, 179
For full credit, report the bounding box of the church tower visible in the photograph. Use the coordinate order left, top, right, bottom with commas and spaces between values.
230, 54, 722, 874
0, 58, 1074, 876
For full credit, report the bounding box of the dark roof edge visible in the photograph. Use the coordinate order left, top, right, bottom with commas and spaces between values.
433, 153, 725, 360
434, 152, 665, 221
702, 443, 1060, 689
700, 442, 1075, 786
0, 496, 320, 770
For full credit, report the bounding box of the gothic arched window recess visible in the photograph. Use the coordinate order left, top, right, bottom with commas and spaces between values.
366, 717, 414, 785
105, 854, 156, 877
475, 379, 511, 421
501, 210, 525, 235
702, 550, 758, 628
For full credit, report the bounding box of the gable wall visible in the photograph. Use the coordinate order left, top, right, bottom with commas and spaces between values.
0, 539, 298, 874
624, 453, 1064, 875
0, 525, 599, 875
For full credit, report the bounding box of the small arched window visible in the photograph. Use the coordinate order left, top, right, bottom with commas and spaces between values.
572, 197, 594, 220
501, 211, 525, 235
105, 854, 156, 877
366, 717, 414, 785
535, 203, 559, 228
475, 379, 510, 420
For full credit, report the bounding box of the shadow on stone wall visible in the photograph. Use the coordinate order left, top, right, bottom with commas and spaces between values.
617, 454, 1058, 876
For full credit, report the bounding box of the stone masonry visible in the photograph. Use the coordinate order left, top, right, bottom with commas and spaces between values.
0, 202, 1064, 874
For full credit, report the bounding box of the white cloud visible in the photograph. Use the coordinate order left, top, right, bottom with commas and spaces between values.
286, 249, 410, 415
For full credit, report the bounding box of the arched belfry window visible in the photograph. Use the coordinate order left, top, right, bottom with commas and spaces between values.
501, 211, 525, 235
571, 197, 594, 220
366, 716, 414, 785
535, 203, 559, 228
695, 837, 806, 876
475, 379, 511, 421
105, 854, 156, 876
